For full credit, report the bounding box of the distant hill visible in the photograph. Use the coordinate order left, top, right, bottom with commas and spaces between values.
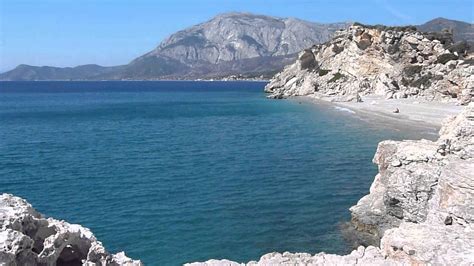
417, 17, 474, 43
1, 15, 472, 81
0, 64, 124, 81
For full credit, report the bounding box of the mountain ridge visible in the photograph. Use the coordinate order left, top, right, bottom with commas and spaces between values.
1, 14, 472, 81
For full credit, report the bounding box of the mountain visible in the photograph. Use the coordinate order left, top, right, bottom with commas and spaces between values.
1, 15, 472, 81
417, 17, 474, 43
0, 13, 349, 81
142, 13, 348, 65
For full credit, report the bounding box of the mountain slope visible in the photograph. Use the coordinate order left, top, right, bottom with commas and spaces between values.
0, 13, 349, 81
116, 12, 350, 79
417, 17, 474, 43
142, 12, 349, 65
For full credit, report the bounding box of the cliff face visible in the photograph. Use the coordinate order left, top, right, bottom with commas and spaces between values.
188, 104, 474, 265
0, 194, 141, 265
351, 107, 474, 237
265, 24, 473, 105
350, 103, 474, 263
143, 13, 348, 65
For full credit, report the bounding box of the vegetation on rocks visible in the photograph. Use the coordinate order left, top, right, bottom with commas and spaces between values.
328, 72, 345, 83
265, 23, 473, 104
403, 65, 423, 76
436, 53, 459, 64
318, 69, 331, 76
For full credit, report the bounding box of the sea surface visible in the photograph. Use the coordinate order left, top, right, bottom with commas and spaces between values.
0, 81, 435, 265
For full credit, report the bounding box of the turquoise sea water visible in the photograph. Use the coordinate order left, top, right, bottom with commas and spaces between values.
0, 81, 434, 265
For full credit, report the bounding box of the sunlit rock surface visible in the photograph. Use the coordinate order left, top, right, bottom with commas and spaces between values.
265, 24, 473, 105
0, 194, 142, 266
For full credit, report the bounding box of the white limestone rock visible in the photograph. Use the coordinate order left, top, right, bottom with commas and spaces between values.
186, 246, 400, 266
0, 194, 142, 266
265, 24, 473, 105
381, 223, 474, 265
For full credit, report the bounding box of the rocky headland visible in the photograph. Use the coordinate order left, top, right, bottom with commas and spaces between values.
0, 194, 141, 265
265, 24, 473, 105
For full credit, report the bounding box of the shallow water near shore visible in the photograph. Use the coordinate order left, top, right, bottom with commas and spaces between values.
0, 81, 435, 265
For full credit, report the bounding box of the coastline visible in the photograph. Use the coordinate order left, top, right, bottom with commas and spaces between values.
187, 103, 473, 265
300, 95, 463, 132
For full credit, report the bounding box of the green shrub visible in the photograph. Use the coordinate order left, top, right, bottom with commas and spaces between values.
446, 41, 470, 54
318, 69, 330, 76
403, 65, 422, 76
352, 22, 417, 32
436, 53, 458, 64
328, 72, 345, 83
410, 72, 433, 88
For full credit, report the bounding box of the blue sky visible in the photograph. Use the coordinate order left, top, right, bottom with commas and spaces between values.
1, 0, 472, 72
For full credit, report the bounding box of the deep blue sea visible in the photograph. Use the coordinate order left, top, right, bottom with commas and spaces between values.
0, 81, 435, 265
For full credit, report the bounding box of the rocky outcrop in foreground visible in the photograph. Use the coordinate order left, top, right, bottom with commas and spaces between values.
187, 104, 474, 265
0, 194, 141, 265
265, 24, 473, 105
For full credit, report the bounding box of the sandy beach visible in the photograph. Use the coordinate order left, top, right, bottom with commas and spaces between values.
301, 95, 464, 135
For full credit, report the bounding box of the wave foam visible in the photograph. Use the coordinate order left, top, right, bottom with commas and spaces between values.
334, 106, 356, 114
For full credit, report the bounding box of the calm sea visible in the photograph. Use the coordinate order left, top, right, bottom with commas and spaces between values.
0, 81, 434, 265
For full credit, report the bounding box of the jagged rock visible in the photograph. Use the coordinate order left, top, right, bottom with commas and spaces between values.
265, 24, 473, 105
188, 104, 474, 265
350, 103, 474, 259
0, 194, 142, 266
186, 246, 398, 266
381, 222, 474, 265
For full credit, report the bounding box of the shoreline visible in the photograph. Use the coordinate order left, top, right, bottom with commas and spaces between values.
299, 95, 464, 133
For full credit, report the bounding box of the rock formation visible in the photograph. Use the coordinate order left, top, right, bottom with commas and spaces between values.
187, 103, 474, 265
0, 194, 141, 265
265, 24, 473, 105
